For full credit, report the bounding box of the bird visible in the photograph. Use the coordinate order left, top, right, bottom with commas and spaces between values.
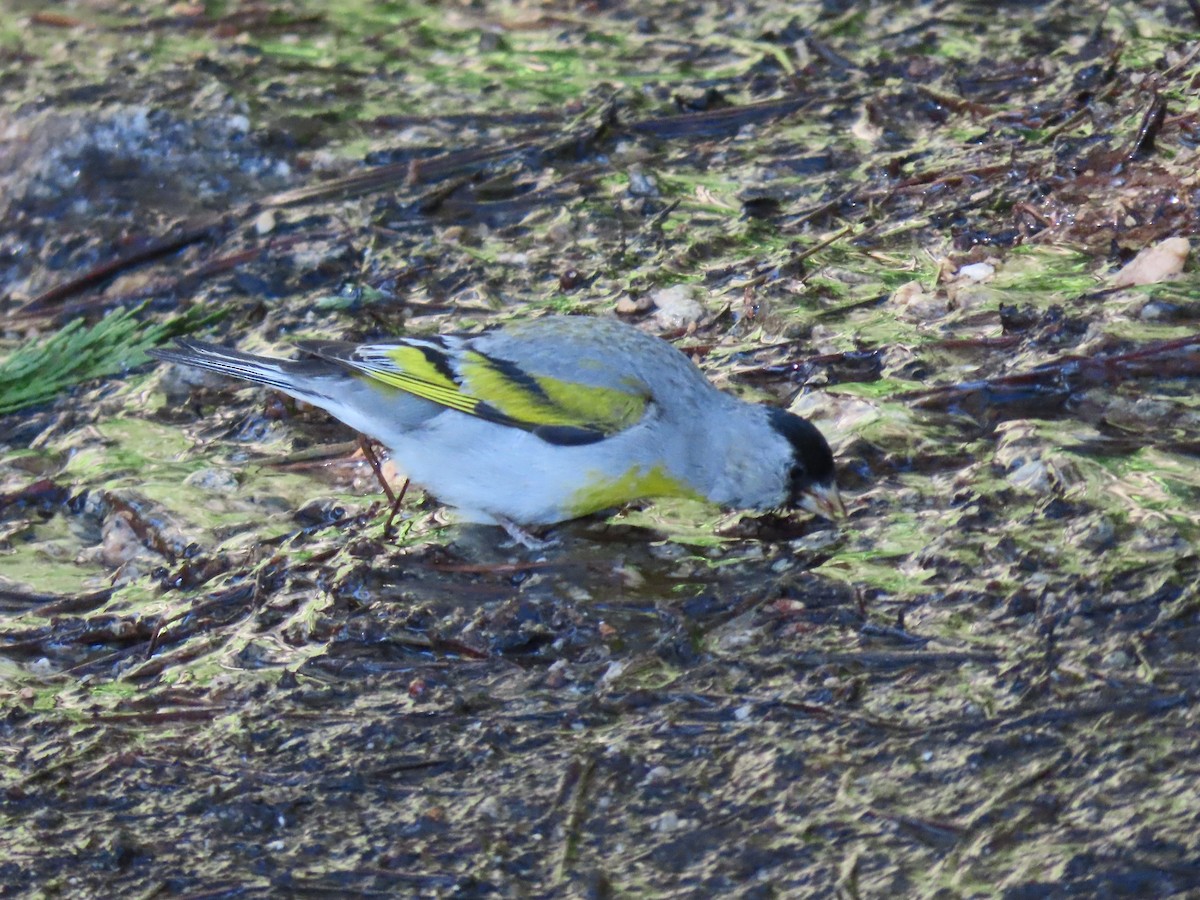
148, 316, 843, 541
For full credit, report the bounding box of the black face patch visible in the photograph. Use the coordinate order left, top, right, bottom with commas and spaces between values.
766, 408, 835, 504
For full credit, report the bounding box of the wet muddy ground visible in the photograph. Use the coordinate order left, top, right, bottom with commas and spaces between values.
2, 1, 1200, 896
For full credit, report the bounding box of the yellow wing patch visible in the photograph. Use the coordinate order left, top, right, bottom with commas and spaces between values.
457, 351, 647, 434
348, 343, 649, 439
358, 346, 480, 416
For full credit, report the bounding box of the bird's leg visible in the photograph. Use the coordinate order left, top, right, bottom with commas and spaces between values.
356, 434, 396, 504
355, 435, 413, 539
383, 479, 411, 540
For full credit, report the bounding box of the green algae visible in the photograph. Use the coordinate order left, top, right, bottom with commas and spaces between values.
3, 1, 1200, 897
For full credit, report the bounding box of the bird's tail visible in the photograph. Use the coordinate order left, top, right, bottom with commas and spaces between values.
148, 339, 332, 399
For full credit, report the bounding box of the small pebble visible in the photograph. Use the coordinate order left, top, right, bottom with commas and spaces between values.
1112, 237, 1189, 287
957, 261, 995, 282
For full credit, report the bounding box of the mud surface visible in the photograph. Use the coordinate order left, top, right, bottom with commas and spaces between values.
2, 2, 1200, 896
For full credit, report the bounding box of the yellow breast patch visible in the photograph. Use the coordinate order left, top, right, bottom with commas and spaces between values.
566, 464, 700, 517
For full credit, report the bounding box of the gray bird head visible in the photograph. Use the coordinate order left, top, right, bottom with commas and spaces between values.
766, 408, 845, 519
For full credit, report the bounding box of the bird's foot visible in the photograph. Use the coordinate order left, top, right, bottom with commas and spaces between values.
498, 519, 559, 552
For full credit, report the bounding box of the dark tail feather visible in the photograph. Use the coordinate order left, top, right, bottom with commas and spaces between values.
148, 339, 330, 395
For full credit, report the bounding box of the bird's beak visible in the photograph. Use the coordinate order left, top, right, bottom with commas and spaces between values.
798, 482, 846, 520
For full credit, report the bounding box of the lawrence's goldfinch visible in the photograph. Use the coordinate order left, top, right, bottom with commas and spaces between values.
149, 316, 842, 531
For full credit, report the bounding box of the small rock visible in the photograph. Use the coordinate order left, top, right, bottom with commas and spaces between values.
789, 392, 879, 442
1139, 299, 1184, 321
614, 565, 644, 589
653, 811, 683, 832
891, 280, 926, 305
599, 661, 628, 686
642, 765, 671, 785
183, 467, 239, 493
27, 657, 56, 676
891, 280, 949, 321
627, 166, 659, 198
1007, 458, 1050, 493
1102, 649, 1132, 669
1078, 517, 1116, 551
1111, 237, 1189, 288
254, 210, 276, 235
648, 284, 704, 330
957, 261, 995, 282
98, 513, 149, 567
615, 293, 652, 315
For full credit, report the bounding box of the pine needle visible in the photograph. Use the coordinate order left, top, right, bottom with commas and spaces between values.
0, 305, 223, 415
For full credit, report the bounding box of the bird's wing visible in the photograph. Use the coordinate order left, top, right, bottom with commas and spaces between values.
297, 337, 652, 446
